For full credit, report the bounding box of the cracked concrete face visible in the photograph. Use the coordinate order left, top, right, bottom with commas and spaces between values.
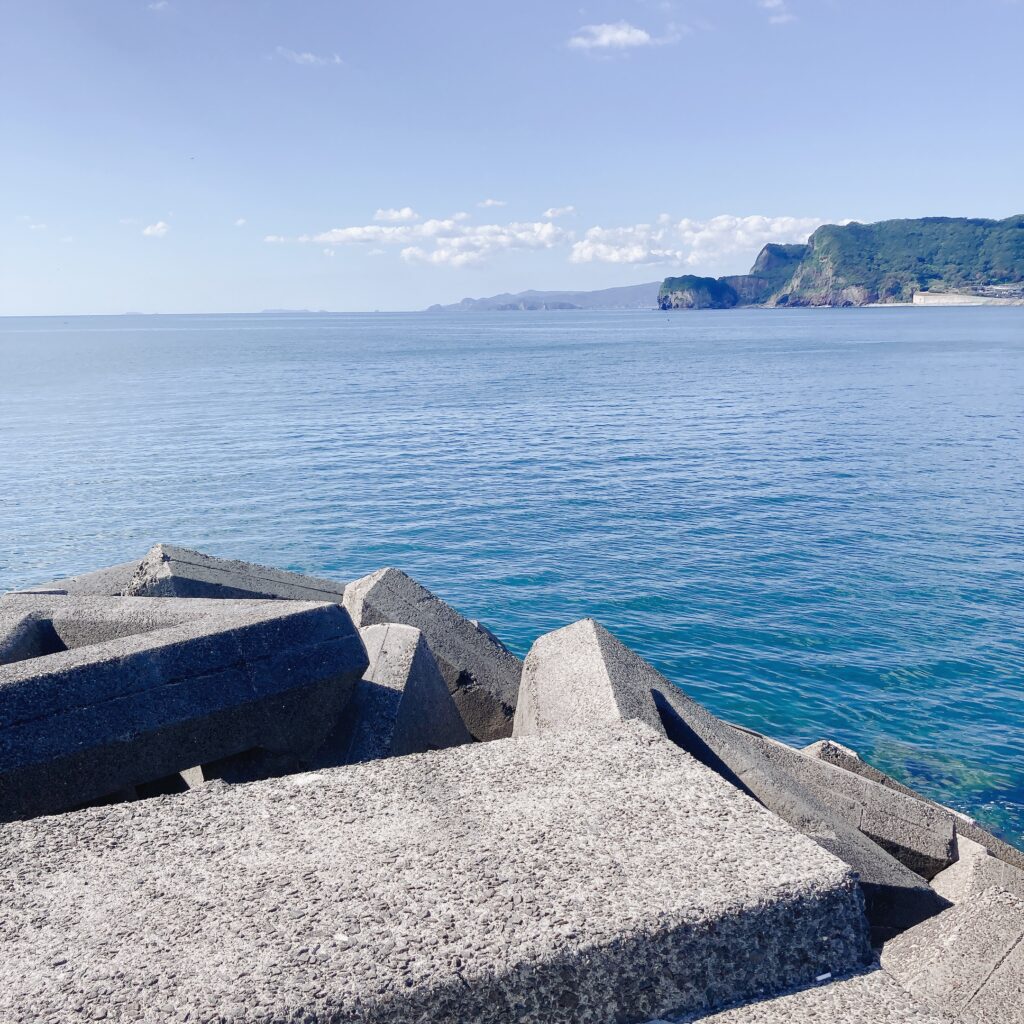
882, 887, 1024, 1023
0, 723, 872, 1024
0, 594, 366, 820
343, 567, 522, 741
514, 618, 948, 941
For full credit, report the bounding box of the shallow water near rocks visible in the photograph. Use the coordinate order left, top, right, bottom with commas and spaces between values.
1, 307, 1022, 841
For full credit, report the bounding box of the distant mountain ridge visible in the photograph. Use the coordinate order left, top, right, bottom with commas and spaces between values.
659, 215, 1024, 309
426, 281, 660, 312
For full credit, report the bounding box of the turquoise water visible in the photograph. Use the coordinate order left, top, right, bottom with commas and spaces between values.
1, 308, 1022, 841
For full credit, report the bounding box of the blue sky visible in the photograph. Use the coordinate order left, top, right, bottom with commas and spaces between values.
2, 0, 1023, 314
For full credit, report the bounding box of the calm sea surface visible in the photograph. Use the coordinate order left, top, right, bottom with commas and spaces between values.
1, 308, 1022, 840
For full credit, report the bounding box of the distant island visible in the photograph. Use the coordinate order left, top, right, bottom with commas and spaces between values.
660, 215, 1024, 309
425, 216, 1024, 312
426, 281, 660, 312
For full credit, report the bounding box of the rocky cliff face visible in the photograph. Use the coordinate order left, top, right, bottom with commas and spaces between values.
660, 215, 1024, 309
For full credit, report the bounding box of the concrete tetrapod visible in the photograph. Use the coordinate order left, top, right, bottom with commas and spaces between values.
309, 622, 473, 765
881, 887, 1024, 1023
931, 836, 1024, 904
343, 567, 522, 741
124, 543, 349, 601
733, 729, 958, 879
513, 618, 949, 940
804, 739, 1024, 872
0, 723, 872, 1024
0, 594, 366, 820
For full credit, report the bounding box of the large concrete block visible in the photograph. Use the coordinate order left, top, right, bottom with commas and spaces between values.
123, 543, 348, 602
666, 969, 947, 1023
514, 619, 948, 940
0, 723, 872, 1024
0, 594, 366, 820
310, 623, 473, 766
881, 887, 1024, 1023
343, 567, 522, 741
804, 739, 1024, 872
734, 730, 957, 880
931, 835, 1024, 905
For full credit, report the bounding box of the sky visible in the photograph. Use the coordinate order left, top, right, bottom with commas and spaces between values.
2, 0, 1023, 315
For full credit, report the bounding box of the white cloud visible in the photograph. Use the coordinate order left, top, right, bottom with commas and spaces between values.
373, 206, 420, 222
452, 211, 470, 221
234, 217, 247, 227
758, 0, 796, 24
275, 46, 342, 66
571, 214, 824, 269
543, 205, 576, 219
323, 249, 335, 258
477, 198, 506, 208
264, 234, 288, 243
28, 222, 47, 231
300, 216, 568, 267
142, 221, 169, 238
568, 22, 654, 49
148, 1, 169, 10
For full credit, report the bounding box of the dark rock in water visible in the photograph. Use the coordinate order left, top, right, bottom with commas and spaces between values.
343, 567, 521, 741
513, 618, 949, 941
658, 275, 740, 310
0, 594, 366, 821
0, 722, 872, 1023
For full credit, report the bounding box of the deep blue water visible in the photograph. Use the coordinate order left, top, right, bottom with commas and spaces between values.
1, 308, 1022, 841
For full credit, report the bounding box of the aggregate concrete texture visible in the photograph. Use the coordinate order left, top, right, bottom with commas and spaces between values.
881, 887, 1024, 1023
514, 619, 949, 940
14, 560, 141, 596
0, 723, 873, 1024
0, 594, 366, 820
343, 567, 522, 741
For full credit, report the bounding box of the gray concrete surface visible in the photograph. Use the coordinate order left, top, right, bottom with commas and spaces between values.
14, 559, 141, 596
0, 722, 872, 1024
0, 594, 366, 820
663, 969, 947, 1023
514, 619, 948, 940
931, 836, 1024, 905
344, 567, 522, 741
882, 887, 1024, 1023
804, 739, 1024, 871
310, 623, 473, 765
123, 543, 348, 602
735, 730, 957, 879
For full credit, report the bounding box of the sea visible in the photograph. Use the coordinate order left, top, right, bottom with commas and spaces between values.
1, 307, 1022, 841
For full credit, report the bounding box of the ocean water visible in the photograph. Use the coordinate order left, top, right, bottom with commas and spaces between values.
1, 307, 1022, 841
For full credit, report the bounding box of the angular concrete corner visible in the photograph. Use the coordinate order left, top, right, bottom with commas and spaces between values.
123, 543, 348, 602
881, 887, 1024, 1023
804, 738, 1024, 872
311, 623, 473, 766
931, 835, 1024, 905
514, 618, 948, 940
0, 723, 872, 1023
737, 731, 957, 879
672, 969, 947, 1024
0, 594, 366, 821
343, 567, 521, 741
